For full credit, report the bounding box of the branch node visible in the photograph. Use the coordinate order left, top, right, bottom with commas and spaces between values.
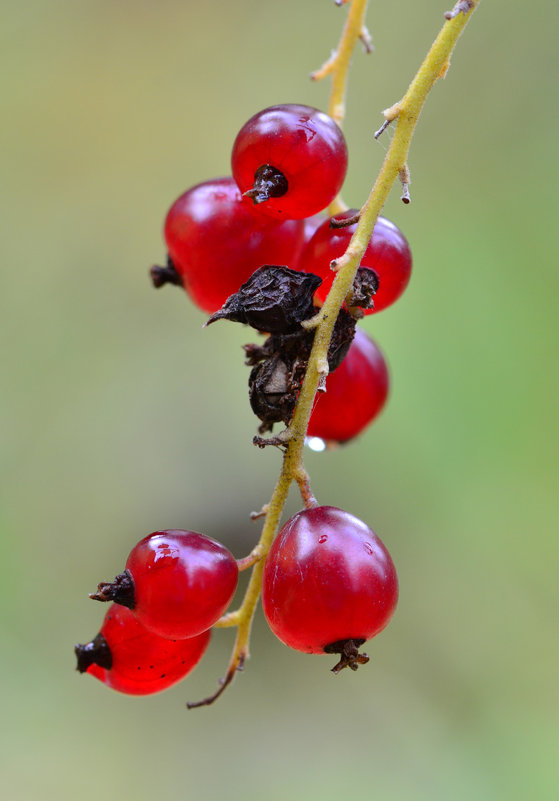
250, 504, 269, 521
374, 119, 391, 140
253, 430, 291, 450
399, 164, 411, 204
310, 50, 337, 82
301, 312, 325, 330
359, 26, 373, 54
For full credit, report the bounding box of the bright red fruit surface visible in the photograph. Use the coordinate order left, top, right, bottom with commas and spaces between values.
164, 177, 304, 313
78, 605, 210, 696
124, 530, 238, 639
231, 105, 348, 220
262, 506, 398, 654
301, 211, 412, 313
307, 328, 389, 444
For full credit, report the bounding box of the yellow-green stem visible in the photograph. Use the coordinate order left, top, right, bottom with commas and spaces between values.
312, 0, 371, 216
189, 0, 480, 708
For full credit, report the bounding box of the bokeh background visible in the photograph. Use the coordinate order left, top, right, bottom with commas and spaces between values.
2, 1, 558, 799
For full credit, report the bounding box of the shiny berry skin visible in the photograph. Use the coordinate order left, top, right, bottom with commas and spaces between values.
307, 328, 389, 445
75, 605, 210, 696
91, 530, 238, 639
262, 506, 398, 658
160, 177, 304, 313
231, 105, 348, 220
301, 211, 412, 313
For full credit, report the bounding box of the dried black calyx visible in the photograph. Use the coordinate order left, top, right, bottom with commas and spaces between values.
346, 267, 379, 312
324, 638, 370, 674
243, 164, 289, 204
150, 255, 183, 289
75, 633, 113, 673
206, 265, 322, 334
89, 570, 135, 609
246, 308, 356, 434
327, 307, 356, 371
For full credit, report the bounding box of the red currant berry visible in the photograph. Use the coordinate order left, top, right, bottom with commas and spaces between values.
301, 211, 412, 314
307, 328, 389, 445
153, 177, 304, 314
231, 105, 348, 220
262, 506, 398, 671
90, 530, 238, 639
75, 605, 210, 695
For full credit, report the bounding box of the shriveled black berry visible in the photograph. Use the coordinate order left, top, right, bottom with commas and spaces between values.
205, 265, 322, 333
249, 356, 298, 433
245, 308, 357, 433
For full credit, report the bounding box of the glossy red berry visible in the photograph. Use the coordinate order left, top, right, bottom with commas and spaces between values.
75, 605, 210, 695
90, 530, 238, 640
231, 104, 348, 220
262, 506, 398, 669
301, 210, 412, 313
154, 177, 304, 313
307, 328, 389, 445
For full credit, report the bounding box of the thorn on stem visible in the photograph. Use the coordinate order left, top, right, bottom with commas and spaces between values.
310, 50, 337, 82
374, 119, 390, 140
444, 0, 474, 20
399, 164, 411, 204
359, 26, 373, 54
330, 211, 361, 229
187, 655, 245, 709
253, 432, 290, 450
250, 505, 269, 521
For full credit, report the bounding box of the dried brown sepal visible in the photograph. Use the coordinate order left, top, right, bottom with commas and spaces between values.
150, 256, 183, 289
324, 638, 370, 674
89, 570, 135, 609
345, 267, 379, 312
205, 265, 322, 334
243, 164, 289, 205
75, 633, 113, 673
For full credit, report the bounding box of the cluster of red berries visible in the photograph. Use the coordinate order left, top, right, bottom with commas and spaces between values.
76, 104, 410, 699
151, 104, 412, 446
76, 508, 398, 694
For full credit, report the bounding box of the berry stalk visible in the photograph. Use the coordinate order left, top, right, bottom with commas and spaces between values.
312, 0, 371, 215
311, 0, 372, 127
189, 0, 480, 708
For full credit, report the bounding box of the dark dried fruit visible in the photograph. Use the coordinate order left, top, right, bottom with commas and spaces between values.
246, 308, 356, 433
249, 356, 297, 432
205, 265, 322, 333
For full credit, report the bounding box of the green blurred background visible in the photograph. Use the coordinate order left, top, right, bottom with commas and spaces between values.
2, 1, 558, 798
